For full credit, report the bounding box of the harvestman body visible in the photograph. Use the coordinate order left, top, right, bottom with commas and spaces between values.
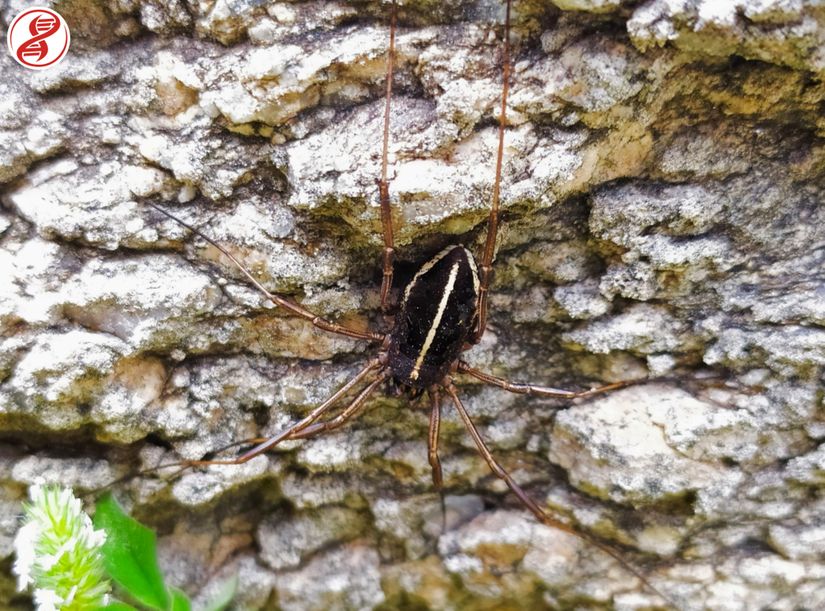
387, 245, 478, 388
148, 1, 675, 606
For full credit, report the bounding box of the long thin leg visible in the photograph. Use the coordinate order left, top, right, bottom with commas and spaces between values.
444, 383, 675, 607
458, 361, 635, 399
427, 388, 447, 532
427, 389, 444, 491
182, 359, 382, 466
288, 374, 386, 439
99, 364, 383, 491
149, 203, 384, 343
445, 384, 577, 531
377, 4, 397, 313
472, 0, 512, 343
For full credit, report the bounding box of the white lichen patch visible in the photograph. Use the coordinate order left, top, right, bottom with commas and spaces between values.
552, 38, 647, 113
590, 183, 724, 246
132, 117, 276, 200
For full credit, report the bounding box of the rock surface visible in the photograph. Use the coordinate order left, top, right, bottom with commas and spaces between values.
1, 0, 824, 609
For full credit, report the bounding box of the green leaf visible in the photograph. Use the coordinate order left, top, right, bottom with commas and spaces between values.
169, 587, 192, 611
203, 575, 239, 611
99, 604, 138, 611
93, 493, 170, 610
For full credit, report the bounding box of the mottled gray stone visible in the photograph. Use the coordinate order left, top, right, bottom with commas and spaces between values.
551, 384, 740, 505
194, 555, 276, 611
274, 543, 385, 611
169, 457, 272, 507
785, 445, 825, 486
0, 109, 66, 184
1, 0, 824, 609
551, 0, 624, 13
258, 506, 367, 570
554, 279, 610, 319
563, 303, 685, 354
2, 330, 127, 430
0, 490, 21, 563
627, 0, 825, 74
595, 182, 717, 233
9, 456, 116, 492
705, 325, 825, 376
438, 509, 649, 605
769, 518, 825, 561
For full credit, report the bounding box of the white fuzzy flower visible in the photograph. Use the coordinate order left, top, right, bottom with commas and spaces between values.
13, 520, 40, 590
13, 484, 111, 611
33, 588, 64, 611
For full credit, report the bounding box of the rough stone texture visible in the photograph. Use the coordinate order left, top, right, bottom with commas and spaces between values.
1, 0, 824, 610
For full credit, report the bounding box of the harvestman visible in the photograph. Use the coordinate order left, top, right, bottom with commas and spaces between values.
147, 0, 674, 605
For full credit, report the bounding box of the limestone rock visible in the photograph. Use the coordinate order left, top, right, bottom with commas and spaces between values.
1, 0, 823, 609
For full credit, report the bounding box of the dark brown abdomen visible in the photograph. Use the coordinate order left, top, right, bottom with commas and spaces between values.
387, 246, 479, 388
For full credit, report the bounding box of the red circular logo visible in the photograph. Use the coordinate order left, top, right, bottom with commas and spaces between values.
7, 7, 71, 70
